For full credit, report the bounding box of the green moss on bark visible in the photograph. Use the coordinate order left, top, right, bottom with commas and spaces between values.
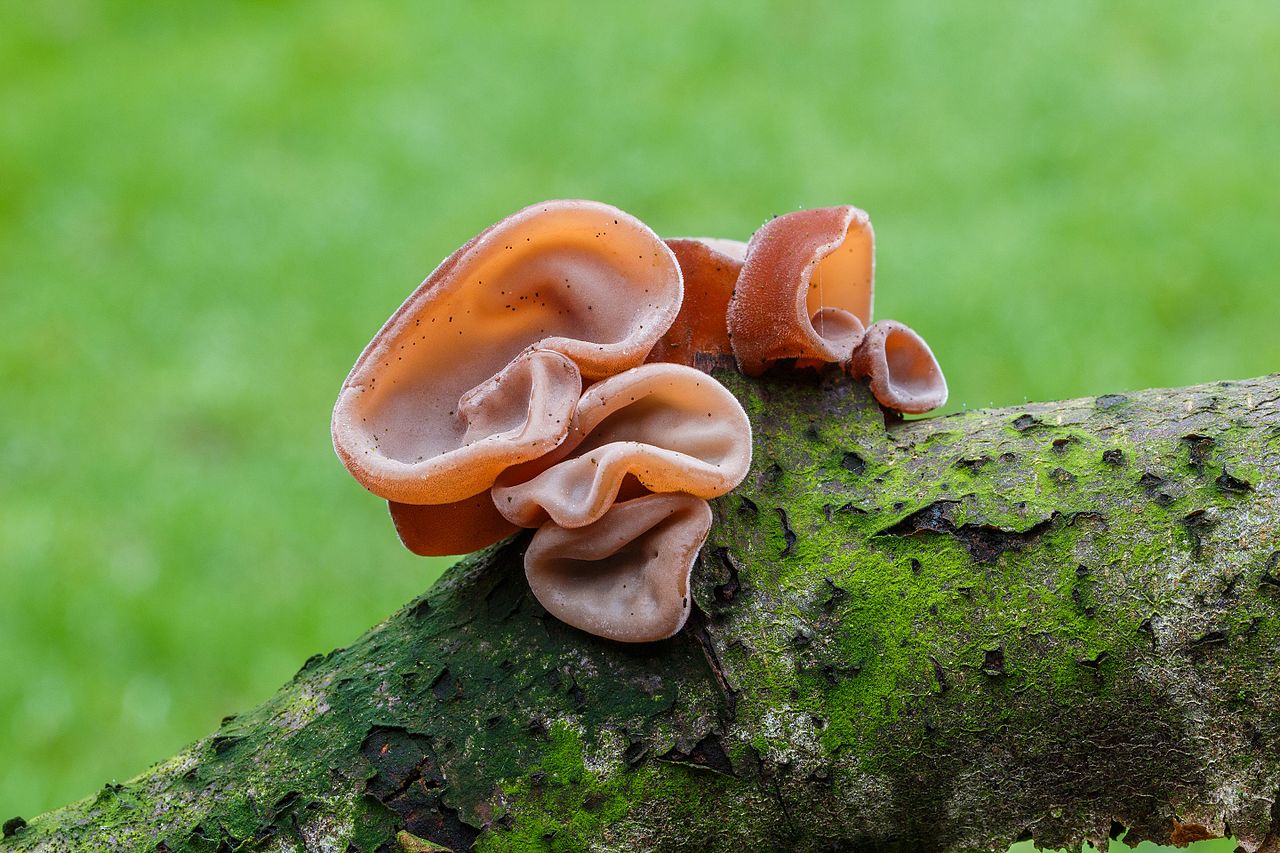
5, 371, 1279, 852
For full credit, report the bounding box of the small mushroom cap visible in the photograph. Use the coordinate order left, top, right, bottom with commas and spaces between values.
388, 494, 518, 557
335, 348, 581, 504
492, 362, 752, 528
332, 200, 683, 504
646, 238, 745, 367
728, 206, 874, 375
524, 493, 712, 643
849, 320, 948, 414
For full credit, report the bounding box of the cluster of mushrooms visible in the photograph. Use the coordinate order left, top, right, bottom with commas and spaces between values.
332, 200, 946, 643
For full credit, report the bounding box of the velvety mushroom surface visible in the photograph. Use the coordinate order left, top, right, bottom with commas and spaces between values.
849, 319, 949, 414
523, 493, 712, 643
728, 205, 874, 375
492, 362, 753, 529
332, 200, 682, 504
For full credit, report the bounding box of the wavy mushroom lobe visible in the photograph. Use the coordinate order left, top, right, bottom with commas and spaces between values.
647, 238, 746, 367
849, 320, 948, 414
728, 206, 875, 375
333, 200, 682, 503
524, 493, 712, 643
493, 362, 752, 528
334, 348, 581, 504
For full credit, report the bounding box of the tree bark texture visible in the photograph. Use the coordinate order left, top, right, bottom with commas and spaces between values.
4, 369, 1280, 853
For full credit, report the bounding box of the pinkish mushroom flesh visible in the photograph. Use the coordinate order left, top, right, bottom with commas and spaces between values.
332, 199, 948, 643
523, 493, 712, 643
849, 320, 948, 414
728, 206, 874, 375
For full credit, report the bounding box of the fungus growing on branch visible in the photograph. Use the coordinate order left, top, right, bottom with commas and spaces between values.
849, 320, 948, 414
523, 493, 713, 643
492, 362, 753, 529
332, 198, 946, 642
331, 199, 681, 503
728, 206, 874, 375
646, 238, 745, 367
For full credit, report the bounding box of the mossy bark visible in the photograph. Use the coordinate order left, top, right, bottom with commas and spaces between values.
5, 370, 1280, 853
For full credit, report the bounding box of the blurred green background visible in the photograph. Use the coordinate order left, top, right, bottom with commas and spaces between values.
1, 2, 1275, 848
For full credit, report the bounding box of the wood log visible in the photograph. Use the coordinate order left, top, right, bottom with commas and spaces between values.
4, 368, 1279, 852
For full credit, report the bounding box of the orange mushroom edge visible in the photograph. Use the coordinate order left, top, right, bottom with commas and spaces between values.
646, 237, 746, 368
727, 206, 874, 376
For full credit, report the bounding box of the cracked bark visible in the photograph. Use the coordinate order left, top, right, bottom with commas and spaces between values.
4, 369, 1280, 853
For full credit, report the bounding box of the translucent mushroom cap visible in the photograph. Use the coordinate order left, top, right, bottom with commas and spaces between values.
849, 320, 948, 414
728, 206, 874, 375
332, 200, 683, 504
524, 493, 712, 643
647, 238, 746, 367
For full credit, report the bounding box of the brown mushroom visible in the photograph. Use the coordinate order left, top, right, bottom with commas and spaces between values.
849, 320, 948, 414
523, 493, 712, 643
335, 347, 582, 505
492, 362, 752, 529
388, 494, 518, 557
332, 200, 683, 505
646, 238, 746, 367
728, 206, 874, 375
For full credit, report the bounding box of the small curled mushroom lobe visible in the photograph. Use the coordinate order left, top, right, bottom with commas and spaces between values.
849, 320, 948, 414
646, 238, 746, 366
728, 205, 874, 375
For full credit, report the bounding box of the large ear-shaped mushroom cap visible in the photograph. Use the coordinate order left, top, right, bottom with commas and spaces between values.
334, 347, 582, 504
524, 493, 712, 643
388, 494, 518, 557
728, 206, 874, 375
646, 238, 746, 367
332, 200, 683, 504
849, 320, 948, 414
492, 362, 752, 529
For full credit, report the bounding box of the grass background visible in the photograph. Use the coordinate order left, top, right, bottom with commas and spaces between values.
1, 2, 1276, 848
